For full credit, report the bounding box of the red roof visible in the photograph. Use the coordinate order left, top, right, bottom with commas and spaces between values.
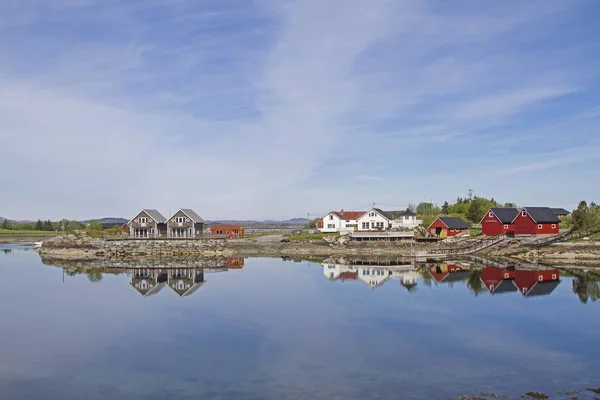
339, 271, 358, 280
210, 225, 243, 230
332, 211, 366, 220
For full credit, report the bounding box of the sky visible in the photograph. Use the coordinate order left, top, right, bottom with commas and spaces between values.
0, 0, 599, 221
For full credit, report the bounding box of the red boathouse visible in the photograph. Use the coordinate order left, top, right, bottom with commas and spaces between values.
428, 217, 470, 238
511, 207, 560, 235
480, 208, 519, 237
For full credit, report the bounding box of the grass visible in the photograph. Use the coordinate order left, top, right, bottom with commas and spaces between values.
285, 232, 340, 241
0, 229, 59, 236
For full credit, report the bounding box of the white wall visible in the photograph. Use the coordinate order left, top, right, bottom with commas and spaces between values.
391, 215, 423, 229
319, 213, 342, 233
357, 267, 390, 289
356, 209, 390, 231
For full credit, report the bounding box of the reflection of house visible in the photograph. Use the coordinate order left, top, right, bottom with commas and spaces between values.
514, 269, 560, 297
227, 257, 245, 269
428, 217, 469, 238
358, 267, 391, 289
321, 262, 418, 291
210, 225, 244, 238
128, 209, 168, 238
167, 269, 206, 297
429, 263, 470, 283
394, 270, 419, 291
480, 208, 519, 237
167, 209, 205, 238
130, 269, 168, 296
481, 266, 517, 294
512, 207, 560, 235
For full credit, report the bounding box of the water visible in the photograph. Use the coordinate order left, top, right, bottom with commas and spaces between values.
1, 243, 599, 400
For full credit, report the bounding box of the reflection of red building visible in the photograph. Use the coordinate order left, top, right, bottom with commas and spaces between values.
227, 257, 245, 269
481, 266, 517, 294
514, 269, 560, 297
339, 271, 358, 281
210, 225, 244, 238
429, 263, 470, 283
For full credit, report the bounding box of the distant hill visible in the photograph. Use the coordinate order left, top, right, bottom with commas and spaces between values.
82, 217, 128, 225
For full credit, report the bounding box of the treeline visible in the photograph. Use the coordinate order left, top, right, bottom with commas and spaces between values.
409, 196, 516, 225
1, 219, 86, 232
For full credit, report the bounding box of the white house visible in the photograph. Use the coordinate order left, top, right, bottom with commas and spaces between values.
390, 209, 423, 229
356, 208, 392, 231
318, 210, 365, 234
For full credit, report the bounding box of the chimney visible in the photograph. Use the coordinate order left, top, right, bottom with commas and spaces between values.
341, 209, 344, 217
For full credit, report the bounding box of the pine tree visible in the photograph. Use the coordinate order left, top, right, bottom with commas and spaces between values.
35, 219, 43, 231
43, 220, 53, 231
1, 219, 9, 229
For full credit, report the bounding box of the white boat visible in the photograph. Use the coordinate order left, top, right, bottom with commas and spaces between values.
33, 241, 43, 249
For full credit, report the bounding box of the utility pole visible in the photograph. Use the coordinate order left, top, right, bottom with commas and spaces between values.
306, 213, 310, 232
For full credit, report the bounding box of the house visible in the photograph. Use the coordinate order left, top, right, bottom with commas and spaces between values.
390, 208, 423, 229
210, 225, 244, 238
128, 209, 168, 238
227, 257, 245, 269
356, 208, 392, 231
428, 217, 470, 238
480, 208, 519, 237
551, 208, 570, 218
129, 269, 168, 296
513, 269, 560, 297
481, 266, 517, 294
167, 209, 205, 238
167, 268, 205, 297
428, 263, 470, 283
357, 266, 391, 289
318, 210, 365, 233
511, 207, 560, 235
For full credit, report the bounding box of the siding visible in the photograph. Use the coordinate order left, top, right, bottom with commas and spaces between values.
512, 212, 559, 235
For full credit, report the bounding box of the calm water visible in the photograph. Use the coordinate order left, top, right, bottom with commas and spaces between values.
1, 243, 600, 400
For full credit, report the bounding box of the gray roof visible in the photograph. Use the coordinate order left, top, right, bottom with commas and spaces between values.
401, 208, 417, 217
525, 281, 560, 297
180, 208, 205, 223
492, 279, 518, 294
442, 270, 470, 283
490, 208, 519, 224
438, 217, 470, 229
143, 209, 167, 224
373, 208, 393, 220
523, 207, 561, 224
550, 208, 570, 216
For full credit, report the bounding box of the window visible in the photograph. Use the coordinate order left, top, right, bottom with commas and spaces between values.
362, 222, 369, 230
538, 275, 543, 281
504, 225, 509, 229
371, 222, 376, 228
522, 211, 527, 217
504, 273, 509, 279
176, 217, 185, 223
489, 211, 494, 217
139, 217, 148, 223
376, 222, 384, 229
552, 224, 556, 229
327, 224, 335, 229
329, 215, 333, 220
538, 224, 542, 229
552, 274, 557, 280
369, 212, 376, 217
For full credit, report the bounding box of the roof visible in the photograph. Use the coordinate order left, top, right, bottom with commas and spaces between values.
437, 217, 470, 230
331, 211, 365, 220
550, 208, 570, 216
401, 208, 417, 217
179, 209, 204, 223
143, 209, 167, 224
522, 207, 561, 223
489, 208, 519, 224
524, 281, 560, 297
442, 270, 470, 283
210, 224, 243, 230
492, 279, 518, 294
373, 208, 393, 219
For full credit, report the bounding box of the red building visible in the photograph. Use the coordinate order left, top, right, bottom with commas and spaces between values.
210, 225, 244, 238
511, 207, 560, 235
428, 263, 470, 283
514, 269, 560, 297
227, 257, 245, 269
481, 266, 517, 294
480, 208, 519, 237
428, 217, 470, 238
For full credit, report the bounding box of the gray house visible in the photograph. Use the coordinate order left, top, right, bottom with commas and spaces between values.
129, 209, 168, 238
167, 209, 205, 238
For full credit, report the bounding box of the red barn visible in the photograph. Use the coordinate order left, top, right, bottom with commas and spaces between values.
481, 266, 517, 294
511, 207, 560, 235
428, 263, 470, 283
210, 225, 244, 238
514, 269, 560, 297
480, 208, 519, 237
428, 217, 470, 238
227, 257, 245, 269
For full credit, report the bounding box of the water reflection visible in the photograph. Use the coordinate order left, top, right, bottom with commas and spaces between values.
320, 257, 570, 299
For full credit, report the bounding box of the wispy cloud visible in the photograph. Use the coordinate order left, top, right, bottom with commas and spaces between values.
0, 0, 599, 219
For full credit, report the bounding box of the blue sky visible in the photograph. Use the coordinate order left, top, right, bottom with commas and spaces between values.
1, 0, 599, 220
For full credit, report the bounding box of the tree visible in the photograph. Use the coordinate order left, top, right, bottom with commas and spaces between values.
571, 201, 600, 230
407, 203, 417, 213
467, 269, 486, 297
86, 272, 103, 283
467, 197, 498, 223
1, 219, 9, 229
441, 201, 450, 215
35, 219, 43, 231
43, 220, 53, 231
416, 202, 434, 215
87, 220, 103, 230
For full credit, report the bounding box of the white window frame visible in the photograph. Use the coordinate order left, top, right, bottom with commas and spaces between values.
538, 275, 544, 281
327, 224, 335, 229
139, 217, 148, 223
504, 225, 509, 229
538, 224, 543, 229
552, 274, 557, 280
489, 211, 494, 217
551, 224, 556, 229
522, 211, 527, 217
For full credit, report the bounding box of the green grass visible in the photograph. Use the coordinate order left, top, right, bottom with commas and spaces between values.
0, 229, 59, 236
469, 228, 482, 237
285, 232, 340, 241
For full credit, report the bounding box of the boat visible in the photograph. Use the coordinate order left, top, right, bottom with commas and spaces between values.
33, 241, 43, 249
